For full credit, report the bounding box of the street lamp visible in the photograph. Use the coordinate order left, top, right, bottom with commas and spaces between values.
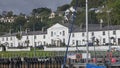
86, 0, 89, 63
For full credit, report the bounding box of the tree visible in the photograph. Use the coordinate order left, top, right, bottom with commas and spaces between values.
71, 0, 85, 7
31, 7, 51, 17
6, 11, 13, 17
2, 11, 7, 17
25, 40, 30, 47
13, 16, 27, 32
96, 0, 120, 25
57, 4, 70, 11
16, 33, 22, 40
111, 0, 120, 25
71, 0, 104, 8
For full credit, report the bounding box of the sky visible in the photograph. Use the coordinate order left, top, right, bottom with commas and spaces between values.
0, 0, 72, 15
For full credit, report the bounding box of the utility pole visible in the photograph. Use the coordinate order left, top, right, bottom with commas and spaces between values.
106, 0, 111, 67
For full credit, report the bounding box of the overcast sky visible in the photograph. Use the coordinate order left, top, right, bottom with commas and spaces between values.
0, 0, 72, 15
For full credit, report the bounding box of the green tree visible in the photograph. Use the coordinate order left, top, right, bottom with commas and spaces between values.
71, 0, 85, 7
6, 11, 13, 17
25, 40, 30, 47
111, 0, 120, 25
31, 7, 51, 17
13, 16, 27, 32
71, 0, 104, 8
96, 0, 120, 25
57, 4, 70, 11
16, 33, 22, 40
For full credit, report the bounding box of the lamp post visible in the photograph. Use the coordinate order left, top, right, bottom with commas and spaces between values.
33, 24, 36, 57
86, 0, 89, 64
92, 37, 96, 60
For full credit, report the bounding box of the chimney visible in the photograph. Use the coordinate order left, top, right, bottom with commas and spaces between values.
100, 19, 103, 29
25, 29, 28, 34
25, 28, 30, 34
42, 27, 45, 32
80, 23, 83, 29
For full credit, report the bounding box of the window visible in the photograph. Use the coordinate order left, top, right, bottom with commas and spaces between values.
44, 41, 45, 45
60, 32, 61, 35
27, 36, 29, 39
34, 35, 36, 39
10, 37, 12, 40
43, 35, 45, 39
103, 38, 106, 43
91, 32, 94, 36
11, 43, 13, 47
113, 31, 116, 35
72, 40, 75, 44
18, 43, 20, 46
82, 39, 85, 42
51, 31, 53, 37
63, 38, 65, 43
103, 31, 105, 35
51, 39, 54, 45
113, 39, 116, 42
82, 33, 84, 36
34, 42, 37, 46
6, 37, 8, 41
2, 38, 4, 41
76, 40, 78, 45
63, 31, 65, 36
72, 33, 75, 37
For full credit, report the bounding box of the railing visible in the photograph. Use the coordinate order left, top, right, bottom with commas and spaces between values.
0, 56, 64, 68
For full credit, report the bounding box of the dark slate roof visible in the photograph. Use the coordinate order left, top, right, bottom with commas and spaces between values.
1, 23, 120, 37
61, 23, 120, 32
1, 31, 47, 37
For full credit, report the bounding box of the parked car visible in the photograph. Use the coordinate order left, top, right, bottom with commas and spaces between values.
35, 45, 44, 49
114, 47, 120, 51
111, 47, 120, 51
88, 43, 93, 46
105, 43, 113, 46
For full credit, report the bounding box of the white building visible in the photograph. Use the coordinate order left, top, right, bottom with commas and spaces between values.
0, 17, 15, 23
0, 23, 120, 47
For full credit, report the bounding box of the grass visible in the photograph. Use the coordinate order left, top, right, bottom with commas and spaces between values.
0, 51, 55, 58
0, 50, 119, 58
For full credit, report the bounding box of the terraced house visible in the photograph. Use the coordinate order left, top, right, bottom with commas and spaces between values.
0, 23, 120, 47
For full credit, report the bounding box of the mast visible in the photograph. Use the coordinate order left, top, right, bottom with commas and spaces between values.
86, 0, 89, 63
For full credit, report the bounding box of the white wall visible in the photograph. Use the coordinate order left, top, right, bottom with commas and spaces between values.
0, 23, 120, 47
44, 46, 120, 51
